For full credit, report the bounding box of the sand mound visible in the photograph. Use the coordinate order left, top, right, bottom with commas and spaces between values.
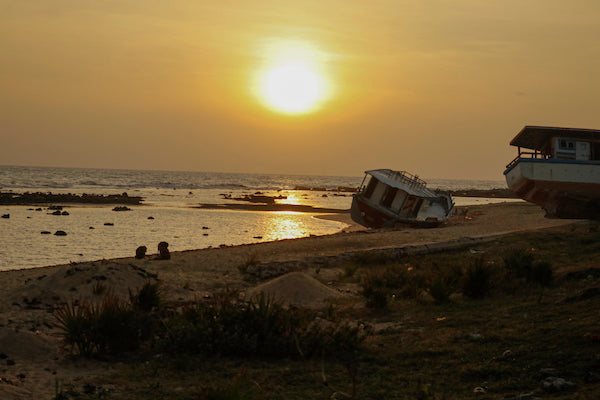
3, 261, 158, 309
245, 272, 345, 308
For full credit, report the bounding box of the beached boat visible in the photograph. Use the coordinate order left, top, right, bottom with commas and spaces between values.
350, 169, 454, 228
504, 126, 600, 219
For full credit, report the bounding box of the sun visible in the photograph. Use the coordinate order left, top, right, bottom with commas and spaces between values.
253, 40, 331, 115
258, 62, 325, 114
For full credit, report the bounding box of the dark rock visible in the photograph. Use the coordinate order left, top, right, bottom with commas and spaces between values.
156, 241, 170, 260
148, 216, 154, 220
40, 231, 51, 235
135, 246, 147, 259
253, 236, 263, 239
112, 206, 131, 212
104, 223, 114, 226
89, 226, 94, 229
202, 226, 209, 230
61, 211, 69, 215
0, 192, 142, 205
54, 230, 67, 236
1, 214, 9, 219
50, 210, 62, 215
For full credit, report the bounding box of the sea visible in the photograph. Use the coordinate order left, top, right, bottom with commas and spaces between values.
0, 166, 509, 271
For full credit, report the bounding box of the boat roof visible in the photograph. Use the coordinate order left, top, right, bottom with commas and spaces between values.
510, 126, 600, 150
365, 169, 440, 198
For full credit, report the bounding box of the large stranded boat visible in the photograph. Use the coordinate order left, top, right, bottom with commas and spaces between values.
504, 126, 600, 219
351, 169, 454, 228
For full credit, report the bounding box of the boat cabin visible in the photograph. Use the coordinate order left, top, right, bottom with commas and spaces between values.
351, 169, 453, 228
507, 126, 600, 167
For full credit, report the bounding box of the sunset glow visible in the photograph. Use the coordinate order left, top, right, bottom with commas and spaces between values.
254, 40, 331, 115
258, 62, 325, 114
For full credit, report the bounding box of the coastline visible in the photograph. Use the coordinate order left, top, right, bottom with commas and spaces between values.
0, 201, 582, 399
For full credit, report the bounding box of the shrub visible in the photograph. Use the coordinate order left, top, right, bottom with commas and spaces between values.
359, 265, 429, 308
462, 258, 494, 299
531, 261, 553, 287
502, 248, 534, 279
429, 276, 453, 304
130, 281, 161, 312
56, 287, 157, 357
159, 292, 369, 359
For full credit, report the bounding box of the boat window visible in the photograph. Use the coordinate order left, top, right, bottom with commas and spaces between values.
593, 142, 600, 160
381, 187, 398, 208
364, 177, 378, 198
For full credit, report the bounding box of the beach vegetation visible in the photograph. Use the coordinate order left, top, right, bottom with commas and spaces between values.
50, 223, 600, 399
461, 257, 494, 299
55, 287, 158, 357
159, 291, 369, 359
129, 281, 161, 312
428, 275, 453, 304
238, 252, 260, 274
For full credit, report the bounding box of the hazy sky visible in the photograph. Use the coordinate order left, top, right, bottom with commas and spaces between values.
2, 1, 600, 180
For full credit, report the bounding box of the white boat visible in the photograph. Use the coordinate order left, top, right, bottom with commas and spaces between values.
504, 126, 600, 218
350, 169, 454, 228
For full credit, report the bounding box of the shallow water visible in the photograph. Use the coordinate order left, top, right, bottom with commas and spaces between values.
0, 205, 347, 270
0, 166, 509, 270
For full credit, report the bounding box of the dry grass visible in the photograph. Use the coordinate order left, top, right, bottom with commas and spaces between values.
54, 223, 600, 399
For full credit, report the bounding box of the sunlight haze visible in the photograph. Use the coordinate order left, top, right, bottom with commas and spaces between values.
2, 1, 600, 180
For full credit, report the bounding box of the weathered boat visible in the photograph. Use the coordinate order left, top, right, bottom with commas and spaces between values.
504, 125, 600, 219
350, 169, 454, 228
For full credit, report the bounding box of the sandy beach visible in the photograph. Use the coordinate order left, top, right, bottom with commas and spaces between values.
0, 202, 580, 399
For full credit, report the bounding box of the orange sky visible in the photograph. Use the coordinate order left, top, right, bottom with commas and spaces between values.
2, 1, 600, 180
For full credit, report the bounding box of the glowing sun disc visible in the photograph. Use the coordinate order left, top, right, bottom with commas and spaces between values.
258, 63, 325, 114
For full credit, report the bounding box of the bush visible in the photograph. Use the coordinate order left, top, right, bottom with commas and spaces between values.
130, 281, 161, 312
462, 258, 494, 299
429, 276, 453, 304
55, 288, 157, 357
159, 292, 369, 359
503, 249, 534, 279
531, 261, 553, 287
360, 265, 428, 308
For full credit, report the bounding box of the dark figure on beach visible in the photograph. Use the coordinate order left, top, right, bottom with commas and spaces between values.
135, 246, 147, 259
156, 241, 170, 260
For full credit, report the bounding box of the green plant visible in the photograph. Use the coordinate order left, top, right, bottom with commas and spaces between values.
462, 258, 493, 299
159, 292, 369, 359
238, 252, 260, 273
130, 281, 161, 312
502, 248, 534, 279
55, 290, 156, 357
531, 261, 553, 287
429, 276, 452, 304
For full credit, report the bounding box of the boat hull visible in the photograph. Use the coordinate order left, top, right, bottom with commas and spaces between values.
504, 159, 600, 218
350, 195, 446, 228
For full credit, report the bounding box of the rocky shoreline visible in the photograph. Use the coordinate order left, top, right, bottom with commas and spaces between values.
0, 191, 143, 205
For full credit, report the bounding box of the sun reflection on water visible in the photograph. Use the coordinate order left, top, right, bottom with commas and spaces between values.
262, 212, 309, 241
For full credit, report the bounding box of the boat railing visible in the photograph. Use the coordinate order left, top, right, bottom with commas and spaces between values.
387, 170, 427, 189
505, 151, 550, 169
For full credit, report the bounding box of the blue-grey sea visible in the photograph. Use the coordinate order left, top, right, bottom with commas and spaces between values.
0, 166, 508, 271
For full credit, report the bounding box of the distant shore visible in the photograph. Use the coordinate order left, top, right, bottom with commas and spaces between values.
0, 187, 515, 206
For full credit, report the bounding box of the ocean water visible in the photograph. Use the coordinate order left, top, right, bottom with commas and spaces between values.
0, 166, 508, 271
